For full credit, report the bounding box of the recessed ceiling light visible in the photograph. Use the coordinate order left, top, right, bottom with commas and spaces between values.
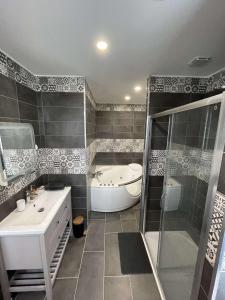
124, 95, 131, 101
96, 40, 108, 51
134, 85, 142, 92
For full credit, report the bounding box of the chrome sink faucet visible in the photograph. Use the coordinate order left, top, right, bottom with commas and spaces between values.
26, 185, 38, 202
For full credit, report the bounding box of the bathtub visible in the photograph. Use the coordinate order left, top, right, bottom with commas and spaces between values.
91, 163, 142, 212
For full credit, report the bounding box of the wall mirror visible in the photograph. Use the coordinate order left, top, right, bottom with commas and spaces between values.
0, 122, 37, 186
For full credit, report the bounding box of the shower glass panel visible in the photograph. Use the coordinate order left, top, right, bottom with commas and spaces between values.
157, 103, 220, 300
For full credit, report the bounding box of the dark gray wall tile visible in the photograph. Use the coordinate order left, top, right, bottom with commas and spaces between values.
44, 135, 84, 148
17, 83, 37, 105
44, 121, 84, 136
44, 107, 84, 122
42, 92, 84, 107
19, 101, 38, 120
0, 74, 17, 99
0, 96, 19, 118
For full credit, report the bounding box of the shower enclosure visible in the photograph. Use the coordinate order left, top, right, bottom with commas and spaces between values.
140, 93, 225, 300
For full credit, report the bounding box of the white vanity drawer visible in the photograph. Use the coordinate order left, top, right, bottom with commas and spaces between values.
46, 196, 71, 263
45, 194, 70, 240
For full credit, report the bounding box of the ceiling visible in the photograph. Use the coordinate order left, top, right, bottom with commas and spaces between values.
0, 0, 225, 104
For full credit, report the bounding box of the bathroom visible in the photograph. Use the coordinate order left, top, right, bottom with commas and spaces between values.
0, 0, 225, 299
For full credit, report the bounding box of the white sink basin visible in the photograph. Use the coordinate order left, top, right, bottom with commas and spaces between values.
0, 187, 71, 235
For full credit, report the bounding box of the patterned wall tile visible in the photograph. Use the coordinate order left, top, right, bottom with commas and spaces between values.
149, 76, 209, 93
37, 76, 85, 93
207, 69, 225, 93
0, 171, 39, 204
148, 145, 213, 182
3, 149, 38, 176
206, 191, 225, 266
0, 49, 85, 93
96, 104, 146, 112
38, 148, 87, 175
96, 139, 144, 152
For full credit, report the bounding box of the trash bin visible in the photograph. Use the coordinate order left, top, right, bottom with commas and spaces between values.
73, 216, 84, 238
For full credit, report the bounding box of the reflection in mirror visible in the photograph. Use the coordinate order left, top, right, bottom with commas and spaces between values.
0, 123, 37, 186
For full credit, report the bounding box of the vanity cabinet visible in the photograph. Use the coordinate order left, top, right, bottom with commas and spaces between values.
0, 187, 72, 300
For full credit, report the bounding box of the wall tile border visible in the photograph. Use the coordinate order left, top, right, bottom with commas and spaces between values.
38, 148, 87, 175
0, 171, 40, 204
149, 69, 225, 94
207, 191, 225, 267
0, 49, 85, 93
96, 139, 144, 152
96, 104, 146, 111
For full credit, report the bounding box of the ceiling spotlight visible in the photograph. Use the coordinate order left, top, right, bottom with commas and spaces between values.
96, 40, 108, 51
124, 95, 131, 101
134, 85, 142, 92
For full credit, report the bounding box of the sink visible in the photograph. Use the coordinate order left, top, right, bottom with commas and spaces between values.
0, 187, 71, 234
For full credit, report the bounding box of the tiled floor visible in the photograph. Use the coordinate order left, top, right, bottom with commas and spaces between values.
15, 204, 161, 300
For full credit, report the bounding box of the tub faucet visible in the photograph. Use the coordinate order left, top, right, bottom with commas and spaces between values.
92, 171, 103, 178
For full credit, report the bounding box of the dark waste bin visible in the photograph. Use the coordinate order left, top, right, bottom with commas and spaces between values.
73, 216, 84, 238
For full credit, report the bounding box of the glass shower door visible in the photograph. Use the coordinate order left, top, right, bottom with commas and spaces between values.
157, 104, 220, 300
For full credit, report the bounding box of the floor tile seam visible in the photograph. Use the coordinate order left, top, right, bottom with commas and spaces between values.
74, 233, 87, 300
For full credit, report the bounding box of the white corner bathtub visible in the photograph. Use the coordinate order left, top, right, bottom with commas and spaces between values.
91, 163, 142, 212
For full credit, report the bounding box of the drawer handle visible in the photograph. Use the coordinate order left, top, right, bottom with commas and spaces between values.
57, 221, 60, 225
65, 205, 68, 209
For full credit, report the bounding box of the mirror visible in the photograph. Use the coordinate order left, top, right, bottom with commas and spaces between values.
0, 122, 37, 186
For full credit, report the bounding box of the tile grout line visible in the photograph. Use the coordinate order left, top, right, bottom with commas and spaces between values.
128, 275, 134, 300
73, 228, 88, 300
103, 211, 106, 300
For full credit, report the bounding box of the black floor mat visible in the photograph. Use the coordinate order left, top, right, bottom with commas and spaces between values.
118, 232, 152, 274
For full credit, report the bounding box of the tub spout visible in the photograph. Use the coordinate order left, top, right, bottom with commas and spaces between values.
91, 171, 103, 178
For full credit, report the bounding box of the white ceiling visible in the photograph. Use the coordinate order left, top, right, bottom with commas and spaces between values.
0, 0, 225, 104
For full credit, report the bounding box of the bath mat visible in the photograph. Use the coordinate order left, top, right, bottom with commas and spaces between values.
118, 232, 152, 274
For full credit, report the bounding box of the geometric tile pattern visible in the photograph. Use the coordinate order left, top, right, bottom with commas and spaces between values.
0, 171, 40, 204
38, 148, 87, 175
0, 49, 85, 93
150, 70, 225, 94
206, 192, 225, 266
0, 50, 38, 91
96, 104, 146, 112
148, 145, 213, 182
96, 139, 145, 152
167, 145, 213, 183
207, 69, 225, 93
37, 76, 85, 93
149, 76, 209, 93
149, 150, 166, 176
3, 149, 38, 176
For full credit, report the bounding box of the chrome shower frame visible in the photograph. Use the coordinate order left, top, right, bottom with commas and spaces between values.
140, 92, 225, 300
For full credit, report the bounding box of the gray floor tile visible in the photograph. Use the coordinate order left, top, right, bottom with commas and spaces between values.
132, 201, 141, 210
105, 233, 122, 276
120, 209, 136, 220
121, 220, 138, 232
57, 237, 85, 278
53, 278, 77, 300
16, 292, 45, 300
75, 252, 104, 300
104, 276, 132, 300
135, 209, 140, 223
105, 219, 122, 233
85, 220, 105, 251
90, 211, 106, 220
130, 274, 161, 300
106, 212, 120, 220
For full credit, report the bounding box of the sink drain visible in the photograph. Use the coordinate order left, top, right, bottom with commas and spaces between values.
38, 207, 45, 212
